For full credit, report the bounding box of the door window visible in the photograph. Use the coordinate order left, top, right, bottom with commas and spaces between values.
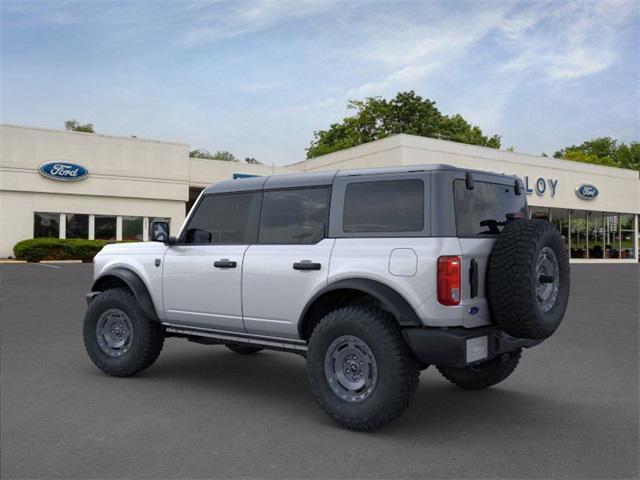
183, 193, 260, 244
259, 188, 330, 244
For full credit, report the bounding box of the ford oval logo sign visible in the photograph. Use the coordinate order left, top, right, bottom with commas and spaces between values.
39, 161, 89, 182
575, 184, 598, 200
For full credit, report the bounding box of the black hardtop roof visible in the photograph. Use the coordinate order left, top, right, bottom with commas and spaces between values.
202, 164, 519, 194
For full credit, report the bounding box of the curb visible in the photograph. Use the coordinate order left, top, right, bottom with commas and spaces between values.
39, 260, 84, 264
0, 260, 27, 264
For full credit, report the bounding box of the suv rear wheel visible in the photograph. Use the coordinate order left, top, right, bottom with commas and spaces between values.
436, 348, 522, 390
307, 305, 420, 431
83, 288, 164, 377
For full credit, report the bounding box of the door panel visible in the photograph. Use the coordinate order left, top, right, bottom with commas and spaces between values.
242, 239, 334, 339
162, 245, 248, 331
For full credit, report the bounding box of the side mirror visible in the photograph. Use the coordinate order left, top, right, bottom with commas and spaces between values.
150, 221, 170, 243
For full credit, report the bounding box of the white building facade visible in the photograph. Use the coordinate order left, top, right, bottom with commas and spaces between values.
1, 125, 638, 262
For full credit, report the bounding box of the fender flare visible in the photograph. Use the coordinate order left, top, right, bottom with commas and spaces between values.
91, 267, 159, 321
298, 278, 422, 336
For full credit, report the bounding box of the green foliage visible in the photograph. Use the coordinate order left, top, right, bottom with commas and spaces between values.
64, 119, 95, 133
189, 149, 239, 162
554, 137, 640, 171
13, 238, 111, 262
244, 157, 262, 164
189, 149, 215, 159
306, 91, 501, 158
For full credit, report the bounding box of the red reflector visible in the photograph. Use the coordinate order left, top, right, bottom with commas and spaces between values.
438, 256, 461, 306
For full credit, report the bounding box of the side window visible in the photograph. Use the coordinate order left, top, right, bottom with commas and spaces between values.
259, 188, 330, 244
183, 192, 260, 244
343, 179, 424, 233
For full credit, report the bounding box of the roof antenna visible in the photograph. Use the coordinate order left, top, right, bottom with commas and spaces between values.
465, 172, 474, 190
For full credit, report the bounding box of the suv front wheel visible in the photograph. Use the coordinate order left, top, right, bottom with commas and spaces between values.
83, 288, 164, 377
307, 305, 420, 431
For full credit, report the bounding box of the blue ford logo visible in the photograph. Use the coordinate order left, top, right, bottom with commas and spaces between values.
39, 161, 89, 182
575, 184, 598, 200
468, 306, 479, 315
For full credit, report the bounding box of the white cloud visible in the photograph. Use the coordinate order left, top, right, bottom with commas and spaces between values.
347, 63, 440, 97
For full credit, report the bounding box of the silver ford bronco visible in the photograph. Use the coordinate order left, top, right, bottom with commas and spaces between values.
83, 165, 570, 431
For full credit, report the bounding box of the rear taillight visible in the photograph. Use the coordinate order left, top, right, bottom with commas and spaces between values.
438, 256, 461, 306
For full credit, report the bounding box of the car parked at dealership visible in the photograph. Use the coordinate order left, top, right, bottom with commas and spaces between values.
83, 165, 570, 431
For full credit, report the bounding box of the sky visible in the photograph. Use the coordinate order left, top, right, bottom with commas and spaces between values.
1, 0, 639, 166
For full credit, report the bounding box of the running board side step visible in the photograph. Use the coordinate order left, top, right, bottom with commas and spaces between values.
163, 323, 308, 354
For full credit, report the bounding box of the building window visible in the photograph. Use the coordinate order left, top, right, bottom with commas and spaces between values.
620, 214, 636, 259
570, 210, 587, 258
66, 214, 89, 239
122, 216, 143, 241
530, 206, 550, 220
550, 208, 569, 254
587, 211, 604, 259
604, 213, 620, 259
95, 215, 117, 240
34, 212, 60, 238
259, 188, 330, 244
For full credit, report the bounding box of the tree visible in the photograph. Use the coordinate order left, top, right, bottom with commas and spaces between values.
244, 157, 262, 165
554, 137, 640, 171
189, 149, 239, 162
64, 119, 94, 133
306, 91, 501, 158
212, 150, 238, 162
189, 149, 215, 159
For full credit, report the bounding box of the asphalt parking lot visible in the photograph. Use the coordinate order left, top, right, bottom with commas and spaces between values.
1, 263, 638, 479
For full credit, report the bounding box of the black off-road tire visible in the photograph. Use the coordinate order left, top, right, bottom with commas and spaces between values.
437, 348, 522, 390
225, 344, 263, 355
83, 288, 164, 377
487, 219, 570, 340
307, 305, 420, 431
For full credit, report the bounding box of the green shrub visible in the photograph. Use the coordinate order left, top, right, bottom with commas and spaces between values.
13, 238, 112, 262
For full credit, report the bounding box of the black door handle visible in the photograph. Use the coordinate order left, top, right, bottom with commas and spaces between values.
293, 261, 321, 271
214, 259, 237, 269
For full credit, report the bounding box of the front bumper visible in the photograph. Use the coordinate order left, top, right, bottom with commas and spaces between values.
403, 326, 542, 368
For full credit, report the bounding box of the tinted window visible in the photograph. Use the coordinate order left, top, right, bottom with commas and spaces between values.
343, 180, 424, 233
34, 212, 59, 238
184, 193, 260, 244
95, 215, 116, 240
259, 188, 329, 244
454, 180, 527, 235
66, 214, 89, 239
122, 216, 143, 241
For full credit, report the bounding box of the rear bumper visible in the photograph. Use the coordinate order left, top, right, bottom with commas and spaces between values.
403, 326, 542, 368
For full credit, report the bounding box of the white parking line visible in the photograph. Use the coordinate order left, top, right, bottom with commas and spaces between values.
34, 263, 61, 269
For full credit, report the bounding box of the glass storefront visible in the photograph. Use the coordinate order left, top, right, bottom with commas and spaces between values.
122, 216, 143, 241
66, 214, 89, 239
531, 208, 637, 260
34, 212, 60, 238
94, 215, 117, 240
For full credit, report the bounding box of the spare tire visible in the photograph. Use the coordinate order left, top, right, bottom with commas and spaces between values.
487, 219, 570, 340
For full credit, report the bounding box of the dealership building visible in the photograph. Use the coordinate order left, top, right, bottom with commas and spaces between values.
1, 123, 638, 262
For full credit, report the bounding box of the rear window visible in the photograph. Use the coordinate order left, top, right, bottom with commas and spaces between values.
343, 179, 424, 233
454, 180, 526, 235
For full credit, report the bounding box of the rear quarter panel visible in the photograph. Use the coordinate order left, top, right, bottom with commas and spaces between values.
329, 237, 465, 326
